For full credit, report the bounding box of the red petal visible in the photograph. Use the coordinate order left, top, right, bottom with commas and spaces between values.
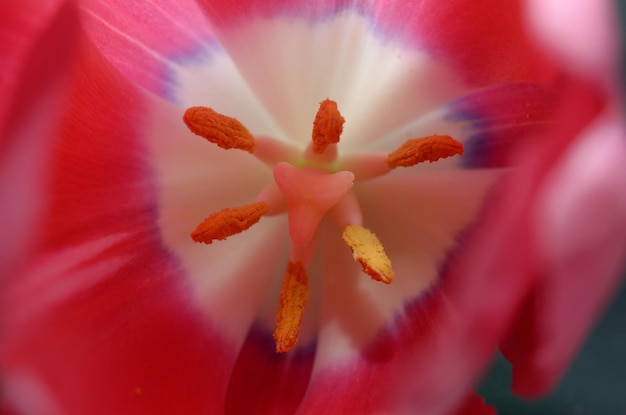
0, 0, 68, 132
225, 328, 315, 415
0, 1, 79, 276
372, 0, 558, 85
2, 241, 234, 415
1, 19, 234, 415
452, 392, 497, 415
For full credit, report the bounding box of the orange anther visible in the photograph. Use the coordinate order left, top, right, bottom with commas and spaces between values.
312, 99, 345, 154
386, 135, 463, 168
191, 201, 269, 244
274, 261, 310, 353
183, 106, 255, 152
342, 225, 394, 284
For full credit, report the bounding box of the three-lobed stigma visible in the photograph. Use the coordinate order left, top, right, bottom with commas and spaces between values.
183, 99, 463, 352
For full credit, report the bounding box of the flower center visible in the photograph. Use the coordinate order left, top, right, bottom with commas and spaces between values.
183, 99, 463, 352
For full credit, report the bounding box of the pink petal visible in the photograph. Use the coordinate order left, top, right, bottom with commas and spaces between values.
79, 0, 214, 97
504, 109, 626, 397
1, 20, 233, 414
526, 0, 619, 86
482, 78, 609, 396
491, 0, 626, 396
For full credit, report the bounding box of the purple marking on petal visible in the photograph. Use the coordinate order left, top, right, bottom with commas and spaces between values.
446, 83, 558, 168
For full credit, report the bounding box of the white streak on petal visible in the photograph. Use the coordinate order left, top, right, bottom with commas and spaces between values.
4, 234, 129, 329
81, 7, 171, 64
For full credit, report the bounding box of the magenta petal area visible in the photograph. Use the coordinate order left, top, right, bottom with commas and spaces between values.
1, 25, 232, 415
195, 0, 343, 24
79, 0, 214, 97
0, 0, 68, 130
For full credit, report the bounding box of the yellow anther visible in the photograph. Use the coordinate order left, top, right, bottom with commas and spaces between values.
191, 201, 269, 244
183, 106, 255, 152
386, 134, 463, 168
342, 225, 394, 284
311, 99, 345, 154
274, 261, 310, 353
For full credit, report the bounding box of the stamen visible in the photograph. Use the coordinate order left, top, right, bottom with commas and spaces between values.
191, 201, 269, 244
342, 225, 394, 284
386, 135, 463, 168
183, 106, 255, 153
274, 261, 310, 353
311, 99, 345, 154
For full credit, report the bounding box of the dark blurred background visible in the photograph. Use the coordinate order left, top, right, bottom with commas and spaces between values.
478, 3, 626, 411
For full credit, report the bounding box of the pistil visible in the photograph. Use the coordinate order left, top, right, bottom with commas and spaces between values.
273, 162, 354, 247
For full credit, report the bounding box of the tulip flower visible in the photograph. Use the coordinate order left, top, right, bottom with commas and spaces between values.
1, 1, 623, 415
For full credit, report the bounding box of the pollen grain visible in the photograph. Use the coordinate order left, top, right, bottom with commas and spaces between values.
183, 106, 255, 152
274, 261, 310, 353
342, 225, 394, 284
386, 135, 463, 168
312, 99, 345, 154
191, 201, 269, 244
